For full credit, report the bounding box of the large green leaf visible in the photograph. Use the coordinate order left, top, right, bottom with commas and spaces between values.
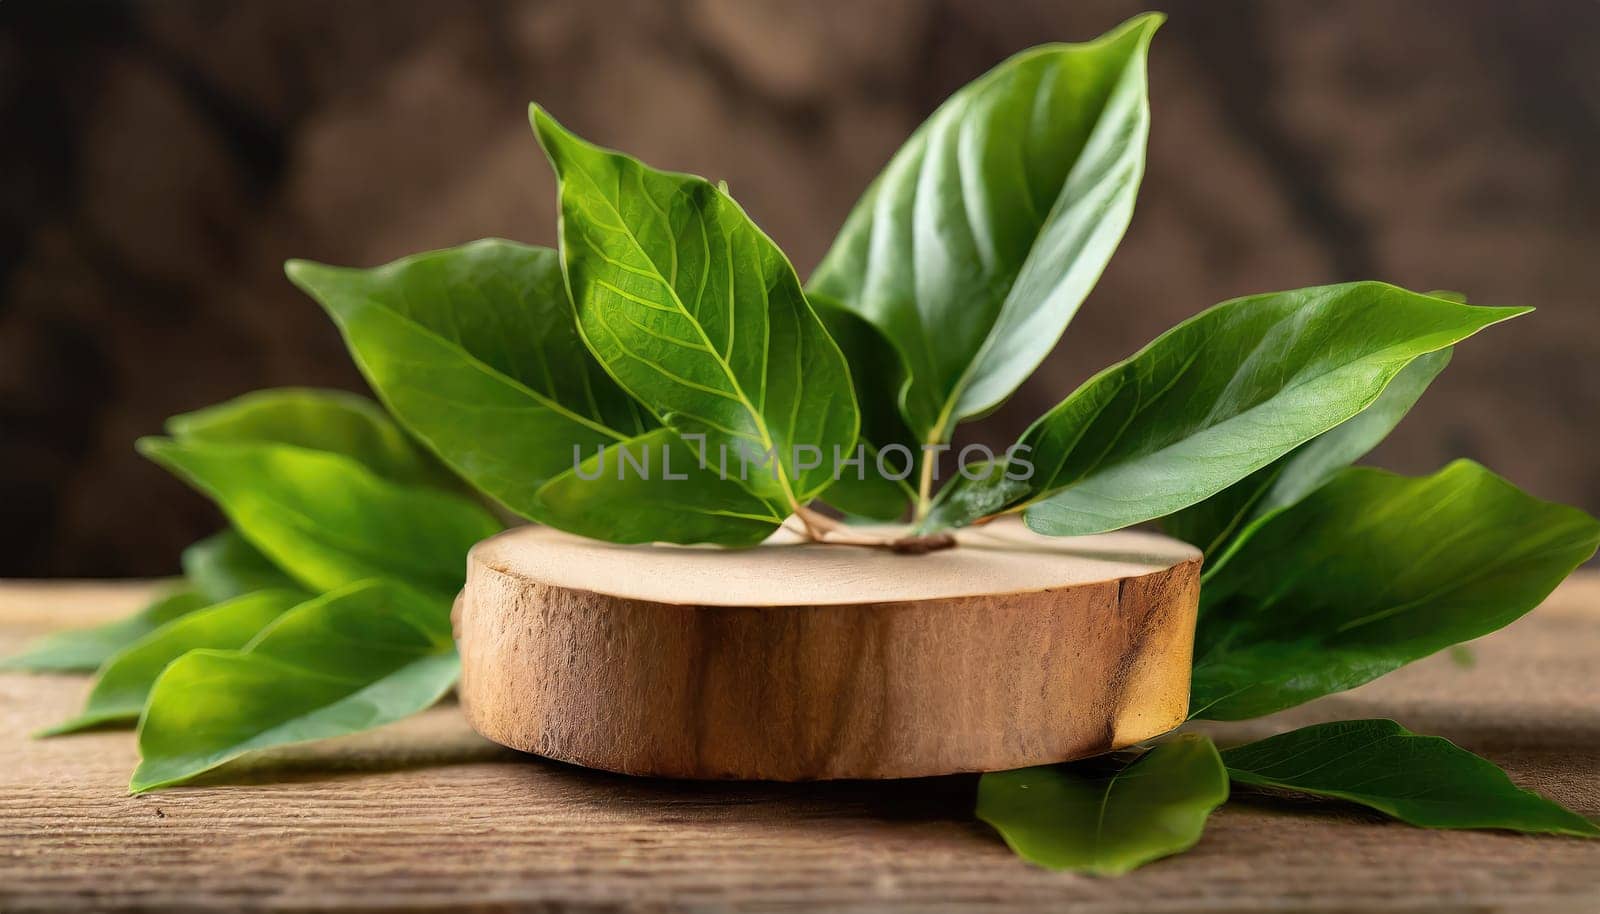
1223, 720, 1599, 836
41, 589, 307, 735
0, 588, 208, 674
531, 107, 858, 508
181, 530, 299, 603
168, 388, 453, 488
930, 283, 1526, 534
131, 580, 458, 793
288, 240, 779, 545
139, 437, 500, 599
978, 734, 1229, 875
534, 427, 784, 546
288, 241, 648, 509
809, 15, 1160, 449
1163, 348, 1451, 559
1190, 461, 1600, 720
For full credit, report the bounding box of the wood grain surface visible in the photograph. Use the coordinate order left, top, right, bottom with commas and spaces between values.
459, 522, 1201, 780
3, 576, 1598, 913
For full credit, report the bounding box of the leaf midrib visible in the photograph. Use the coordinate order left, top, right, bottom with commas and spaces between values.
564, 155, 801, 508
1020, 322, 1496, 519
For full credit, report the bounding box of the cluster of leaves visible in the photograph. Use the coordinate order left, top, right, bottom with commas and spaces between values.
6, 11, 1596, 872
5, 390, 495, 790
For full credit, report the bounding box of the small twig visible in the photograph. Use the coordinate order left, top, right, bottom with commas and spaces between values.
913, 449, 938, 524
790, 505, 827, 541
791, 505, 957, 554
886, 531, 957, 554
779, 516, 812, 538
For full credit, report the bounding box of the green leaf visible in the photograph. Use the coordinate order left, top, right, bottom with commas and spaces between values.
181, 530, 299, 603
1223, 719, 1599, 837
288, 240, 777, 545
810, 293, 914, 456
978, 734, 1229, 875
1191, 461, 1600, 720
287, 241, 650, 509
935, 283, 1526, 534
809, 15, 1160, 447
815, 441, 915, 522
130, 580, 458, 792
168, 387, 454, 488
0, 588, 208, 674
41, 589, 307, 735
139, 437, 501, 599
1163, 348, 1451, 558
534, 427, 784, 546
531, 106, 858, 508
810, 294, 916, 520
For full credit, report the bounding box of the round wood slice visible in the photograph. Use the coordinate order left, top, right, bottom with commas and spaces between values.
455, 519, 1202, 781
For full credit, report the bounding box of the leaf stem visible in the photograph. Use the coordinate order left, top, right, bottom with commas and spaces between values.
913, 433, 945, 523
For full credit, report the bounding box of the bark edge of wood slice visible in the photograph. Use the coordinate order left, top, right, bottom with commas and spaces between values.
455, 518, 1202, 781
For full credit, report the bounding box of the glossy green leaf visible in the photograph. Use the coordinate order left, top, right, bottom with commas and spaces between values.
168, 387, 453, 488
810, 294, 916, 520
139, 437, 501, 599
1163, 348, 1451, 559
531, 107, 858, 508
535, 427, 784, 546
0, 588, 208, 674
934, 283, 1525, 534
978, 734, 1229, 875
809, 15, 1160, 447
41, 589, 307, 735
1191, 461, 1600, 720
1223, 719, 1599, 836
288, 240, 776, 545
288, 241, 650, 509
181, 530, 299, 603
1166, 286, 1467, 559
131, 580, 458, 792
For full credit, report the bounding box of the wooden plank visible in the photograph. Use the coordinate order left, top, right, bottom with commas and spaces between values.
2, 576, 1598, 912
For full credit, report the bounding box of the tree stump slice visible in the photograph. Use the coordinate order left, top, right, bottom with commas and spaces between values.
455, 519, 1202, 781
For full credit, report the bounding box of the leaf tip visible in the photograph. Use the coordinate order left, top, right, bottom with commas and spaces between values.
34, 714, 106, 739
282, 258, 317, 289
134, 435, 175, 462
127, 759, 185, 795
1475, 303, 1536, 323
1128, 10, 1167, 33
527, 103, 567, 152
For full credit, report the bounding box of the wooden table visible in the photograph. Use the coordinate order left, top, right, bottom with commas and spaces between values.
3, 577, 1597, 913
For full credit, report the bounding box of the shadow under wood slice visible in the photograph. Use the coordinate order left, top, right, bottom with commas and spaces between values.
454, 519, 1201, 780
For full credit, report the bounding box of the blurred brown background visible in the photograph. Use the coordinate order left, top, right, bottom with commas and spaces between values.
2, 0, 1597, 577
